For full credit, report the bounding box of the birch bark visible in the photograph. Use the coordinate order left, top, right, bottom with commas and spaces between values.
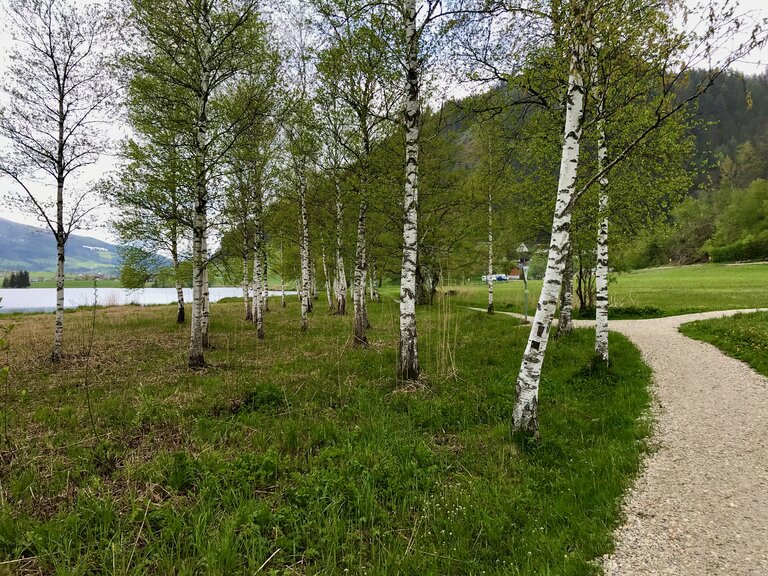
201, 233, 210, 348
322, 242, 333, 310
556, 245, 574, 336
397, 0, 420, 380
595, 113, 609, 362
171, 220, 185, 324
280, 241, 286, 309
253, 238, 264, 339
261, 240, 269, 313
242, 232, 252, 321
353, 200, 369, 346
512, 50, 586, 437
299, 172, 311, 331
333, 192, 347, 315
188, 211, 206, 367
487, 189, 494, 315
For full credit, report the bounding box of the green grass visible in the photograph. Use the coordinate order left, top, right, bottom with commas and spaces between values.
0, 297, 652, 574
444, 263, 768, 318
680, 311, 768, 377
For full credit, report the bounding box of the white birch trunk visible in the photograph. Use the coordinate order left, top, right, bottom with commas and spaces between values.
201, 233, 210, 349
280, 241, 286, 309
353, 200, 369, 346
322, 242, 333, 310
595, 114, 609, 362
487, 190, 494, 315
311, 260, 318, 301
261, 241, 269, 313
512, 51, 586, 437
253, 244, 264, 339
172, 235, 185, 324
299, 174, 311, 331
188, 211, 206, 367
333, 191, 347, 315
397, 0, 420, 380
53, 232, 65, 362
242, 231, 252, 321
370, 258, 380, 303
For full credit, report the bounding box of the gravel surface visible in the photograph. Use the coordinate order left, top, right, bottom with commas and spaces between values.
469, 306, 768, 574
603, 310, 768, 576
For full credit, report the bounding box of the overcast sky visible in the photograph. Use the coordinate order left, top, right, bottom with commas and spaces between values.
1, 0, 767, 243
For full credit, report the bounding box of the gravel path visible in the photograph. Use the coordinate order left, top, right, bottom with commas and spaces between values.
469, 306, 768, 574
602, 310, 768, 576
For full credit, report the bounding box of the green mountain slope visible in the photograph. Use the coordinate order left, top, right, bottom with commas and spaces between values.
0, 218, 120, 275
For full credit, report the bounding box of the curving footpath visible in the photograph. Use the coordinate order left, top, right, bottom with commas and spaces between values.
603, 310, 768, 576
470, 307, 768, 574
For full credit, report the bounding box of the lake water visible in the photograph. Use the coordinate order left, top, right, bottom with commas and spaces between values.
0, 287, 281, 313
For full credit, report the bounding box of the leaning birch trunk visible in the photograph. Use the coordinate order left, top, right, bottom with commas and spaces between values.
397, 0, 420, 380
512, 50, 586, 437
53, 231, 65, 362
322, 243, 333, 310
353, 200, 369, 346
334, 191, 347, 315
595, 114, 609, 362
242, 231, 252, 321
188, 210, 206, 367
487, 189, 494, 314
299, 174, 311, 331
556, 245, 574, 336
201, 233, 210, 349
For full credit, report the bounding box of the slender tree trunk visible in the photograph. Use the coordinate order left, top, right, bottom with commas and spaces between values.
299, 174, 311, 331
512, 50, 586, 438
242, 231, 252, 321
281, 241, 286, 308
201, 234, 210, 348
252, 233, 264, 339
595, 114, 609, 362
189, 211, 206, 368
322, 242, 333, 310
334, 190, 347, 315
397, 0, 420, 380
370, 258, 380, 302
171, 229, 185, 324
53, 226, 65, 362
311, 259, 318, 301
353, 200, 369, 347
487, 189, 494, 315
556, 245, 573, 336
261, 239, 269, 313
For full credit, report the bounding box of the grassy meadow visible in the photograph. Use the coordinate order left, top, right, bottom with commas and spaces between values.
448, 262, 768, 318
680, 311, 768, 377
0, 295, 651, 575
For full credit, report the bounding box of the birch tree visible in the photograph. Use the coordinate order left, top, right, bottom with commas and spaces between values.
128, 0, 271, 367
0, 0, 117, 362
314, 0, 399, 345
511, 0, 766, 437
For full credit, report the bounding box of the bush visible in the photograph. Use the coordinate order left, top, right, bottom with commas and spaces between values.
707, 232, 768, 262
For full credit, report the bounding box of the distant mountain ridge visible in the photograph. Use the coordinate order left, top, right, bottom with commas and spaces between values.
0, 218, 120, 275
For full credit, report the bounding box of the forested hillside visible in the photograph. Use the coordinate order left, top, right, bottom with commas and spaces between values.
624, 70, 768, 267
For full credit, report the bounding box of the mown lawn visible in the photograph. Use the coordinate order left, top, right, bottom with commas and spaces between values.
446, 262, 768, 318
680, 311, 768, 377
0, 297, 650, 574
